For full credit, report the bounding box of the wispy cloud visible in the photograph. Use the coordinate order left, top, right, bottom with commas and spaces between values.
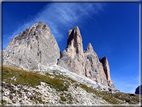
3, 3, 105, 50
113, 76, 139, 93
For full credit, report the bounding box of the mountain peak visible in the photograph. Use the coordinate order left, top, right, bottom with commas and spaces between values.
66, 26, 83, 59
86, 43, 94, 52
3, 21, 60, 71
67, 26, 81, 46
3, 22, 115, 90
73, 26, 79, 31
99, 56, 114, 87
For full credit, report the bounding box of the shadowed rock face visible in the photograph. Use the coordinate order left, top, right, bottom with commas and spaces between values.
66, 26, 84, 59
99, 56, 114, 87
84, 43, 106, 85
135, 85, 142, 95
58, 26, 115, 88
3, 21, 60, 71
84, 43, 114, 88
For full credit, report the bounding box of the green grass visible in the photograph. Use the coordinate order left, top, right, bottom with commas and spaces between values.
60, 95, 67, 101
2, 65, 141, 105
112, 92, 140, 104
2, 100, 7, 105
3, 65, 69, 92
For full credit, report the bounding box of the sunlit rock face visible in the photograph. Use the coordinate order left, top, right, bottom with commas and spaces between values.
3, 21, 60, 71
58, 26, 86, 76
3, 21, 115, 88
58, 27, 115, 88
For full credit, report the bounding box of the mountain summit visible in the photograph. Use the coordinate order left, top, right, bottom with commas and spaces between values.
3, 21, 60, 71
58, 26, 114, 88
3, 21, 114, 89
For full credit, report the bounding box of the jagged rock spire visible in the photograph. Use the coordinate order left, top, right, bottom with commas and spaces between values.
58, 26, 86, 76
87, 43, 93, 51
99, 56, 111, 80
84, 43, 95, 54
67, 26, 81, 44
99, 56, 114, 87
58, 26, 115, 88
66, 26, 84, 59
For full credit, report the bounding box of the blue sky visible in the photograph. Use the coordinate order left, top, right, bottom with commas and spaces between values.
3, 3, 139, 93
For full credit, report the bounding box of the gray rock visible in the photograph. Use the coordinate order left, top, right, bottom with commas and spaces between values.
100, 56, 115, 88
3, 21, 60, 71
84, 43, 115, 88
58, 27, 115, 88
3, 22, 115, 89
84, 43, 108, 86
58, 26, 86, 76
57, 50, 80, 75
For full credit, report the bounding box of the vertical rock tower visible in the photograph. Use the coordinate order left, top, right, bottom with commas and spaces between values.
58, 26, 115, 88
58, 26, 85, 76
65, 26, 86, 75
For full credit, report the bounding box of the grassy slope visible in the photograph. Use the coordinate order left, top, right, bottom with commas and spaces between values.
2, 65, 141, 105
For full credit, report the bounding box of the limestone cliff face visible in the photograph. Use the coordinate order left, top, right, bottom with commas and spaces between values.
58, 26, 115, 88
3, 22, 115, 88
84, 43, 108, 86
58, 26, 86, 76
3, 21, 60, 71
99, 56, 114, 87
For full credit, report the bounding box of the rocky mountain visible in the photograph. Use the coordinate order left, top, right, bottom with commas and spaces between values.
3, 21, 139, 106
3, 21, 60, 71
57, 26, 114, 88
2, 21, 141, 105
3, 21, 115, 89
135, 85, 142, 95
3, 21, 116, 89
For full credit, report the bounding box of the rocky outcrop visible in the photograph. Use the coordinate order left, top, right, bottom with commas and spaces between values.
58, 27, 115, 88
3, 21, 60, 71
58, 26, 86, 76
84, 43, 108, 86
3, 22, 115, 89
84, 43, 114, 88
135, 85, 142, 95
99, 56, 114, 87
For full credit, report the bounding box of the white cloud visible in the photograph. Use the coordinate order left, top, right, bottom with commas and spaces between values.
3, 3, 105, 50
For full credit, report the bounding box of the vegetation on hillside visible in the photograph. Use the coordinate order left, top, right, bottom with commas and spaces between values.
2, 65, 141, 105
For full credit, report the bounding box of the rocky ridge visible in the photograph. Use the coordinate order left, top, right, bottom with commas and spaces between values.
3, 21, 114, 90
58, 26, 114, 88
